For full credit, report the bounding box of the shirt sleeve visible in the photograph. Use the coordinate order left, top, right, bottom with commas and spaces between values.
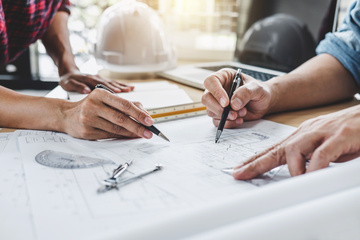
316, 0, 360, 86
0, 3, 9, 65
58, 0, 71, 14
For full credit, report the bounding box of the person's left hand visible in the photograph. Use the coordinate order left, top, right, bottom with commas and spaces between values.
59, 71, 134, 94
232, 105, 360, 180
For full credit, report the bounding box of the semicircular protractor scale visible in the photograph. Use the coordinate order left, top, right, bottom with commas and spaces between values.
35, 150, 114, 169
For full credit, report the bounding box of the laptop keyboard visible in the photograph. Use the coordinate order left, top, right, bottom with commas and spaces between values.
200, 65, 276, 81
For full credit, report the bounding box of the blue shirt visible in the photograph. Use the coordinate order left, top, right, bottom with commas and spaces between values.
316, 0, 360, 86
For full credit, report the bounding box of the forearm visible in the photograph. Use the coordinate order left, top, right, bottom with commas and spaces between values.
266, 53, 359, 114
41, 11, 78, 76
0, 87, 69, 132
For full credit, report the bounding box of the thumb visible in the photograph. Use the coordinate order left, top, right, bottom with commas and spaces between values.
60, 79, 91, 94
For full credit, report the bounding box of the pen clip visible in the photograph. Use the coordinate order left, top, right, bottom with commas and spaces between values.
232, 69, 242, 88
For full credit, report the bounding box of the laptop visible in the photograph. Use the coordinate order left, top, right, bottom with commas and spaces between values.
158, 0, 339, 90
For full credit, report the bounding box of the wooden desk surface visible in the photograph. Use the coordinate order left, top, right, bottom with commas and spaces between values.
264, 98, 360, 127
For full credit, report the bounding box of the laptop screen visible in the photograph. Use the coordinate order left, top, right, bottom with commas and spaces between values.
234, 0, 337, 72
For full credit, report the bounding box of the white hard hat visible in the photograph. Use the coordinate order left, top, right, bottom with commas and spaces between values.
95, 0, 176, 74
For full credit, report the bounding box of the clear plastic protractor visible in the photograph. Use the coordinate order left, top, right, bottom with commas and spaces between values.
35, 150, 114, 169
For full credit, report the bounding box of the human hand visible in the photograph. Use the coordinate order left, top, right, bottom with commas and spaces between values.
61, 88, 153, 140
59, 71, 134, 94
233, 105, 360, 180
201, 69, 272, 128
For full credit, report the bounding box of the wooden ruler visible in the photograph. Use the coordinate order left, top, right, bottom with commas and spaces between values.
148, 102, 207, 123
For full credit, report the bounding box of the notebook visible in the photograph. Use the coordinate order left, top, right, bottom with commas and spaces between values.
158, 0, 339, 90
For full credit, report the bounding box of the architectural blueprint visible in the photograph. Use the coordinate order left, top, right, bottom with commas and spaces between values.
0, 131, 62, 240
16, 116, 297, 240
0, 132, 12, 153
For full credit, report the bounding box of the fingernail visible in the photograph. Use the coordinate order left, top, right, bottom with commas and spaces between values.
144, 130, 152, 138
232, 98, 242, 110
83, 87, 91, 94
145, 117, 153, 125
232, 167, 245, 176
235, 118, 243, 125
228, 111, 236, 120
238, 108, 246, 117
220, 97, 227, 107
221, 167, 234, 174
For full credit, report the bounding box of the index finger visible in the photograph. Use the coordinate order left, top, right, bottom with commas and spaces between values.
232, 144, 287, 180
203, 69, 236, 108
96, 89, 153, 127
232, 130, 298, 180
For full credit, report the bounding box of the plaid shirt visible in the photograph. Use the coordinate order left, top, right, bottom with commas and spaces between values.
0, 0, 71, 66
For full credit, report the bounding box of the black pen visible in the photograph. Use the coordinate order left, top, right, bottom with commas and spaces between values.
95, 84, 170, 142
215, 69, 242, 143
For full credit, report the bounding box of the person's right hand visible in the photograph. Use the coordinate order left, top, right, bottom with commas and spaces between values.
232, 105, 360, 179
201, 69, 273, 128
60, 88, 154, 140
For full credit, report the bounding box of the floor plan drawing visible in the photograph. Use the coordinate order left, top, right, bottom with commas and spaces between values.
16, 116, 297, 240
